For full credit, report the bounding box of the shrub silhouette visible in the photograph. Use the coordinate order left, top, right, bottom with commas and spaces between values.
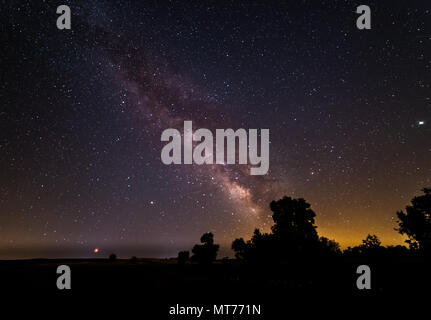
191, 232, 219, 264
109, 253, 117, 261
177, 251, 189, 265
396, 188, 431, 253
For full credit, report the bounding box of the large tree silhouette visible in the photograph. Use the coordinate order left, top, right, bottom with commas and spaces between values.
232, 196, 339, 262
396, 188, 431, 253
270, 196, 319, 244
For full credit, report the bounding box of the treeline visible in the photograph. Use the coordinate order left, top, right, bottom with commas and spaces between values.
180, 188, 431, 264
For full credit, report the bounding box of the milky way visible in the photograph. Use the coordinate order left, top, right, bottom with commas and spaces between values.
107, 38, 281, 222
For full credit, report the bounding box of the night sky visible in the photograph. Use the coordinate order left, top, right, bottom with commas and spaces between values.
1, 1, 430, 259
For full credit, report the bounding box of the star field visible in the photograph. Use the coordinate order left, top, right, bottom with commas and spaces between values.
1, 0, 430, 258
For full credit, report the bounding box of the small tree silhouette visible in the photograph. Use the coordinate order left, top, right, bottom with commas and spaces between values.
191, 232, 219, 264
396, 188, 431, 252
109, 253, 117, 261
344, 234, 384, 257
360, 234, 382, 249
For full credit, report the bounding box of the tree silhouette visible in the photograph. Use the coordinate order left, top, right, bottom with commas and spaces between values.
396, 188, 431, 253
191, 232, 219, 264
270, 196, 318, 242
343, 234, 390, 259
361, 234, 382, 249
270, 196, 319, 256
232, 196, 339, 262
246, 228, 275, 261
109, 253, 117, 261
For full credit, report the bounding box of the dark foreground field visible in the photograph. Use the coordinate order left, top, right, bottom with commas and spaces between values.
1, 257, 430, 317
